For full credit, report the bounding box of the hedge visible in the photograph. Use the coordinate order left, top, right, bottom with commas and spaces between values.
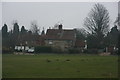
35, 46, 52, 53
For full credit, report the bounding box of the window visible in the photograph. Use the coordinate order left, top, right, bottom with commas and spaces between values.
49, 40, 53, 45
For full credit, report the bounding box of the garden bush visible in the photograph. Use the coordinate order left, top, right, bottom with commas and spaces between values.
2, 47, 13, 54
68, 48, 80, 54
35, 46, 52, 53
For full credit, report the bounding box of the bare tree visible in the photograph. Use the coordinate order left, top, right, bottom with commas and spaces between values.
75, 28, 87, 40
30, 21, 40, 46
114, 13, 120, 30
84, 3, 110, 49
84, 3, 110, 37
30, 21, 40, 35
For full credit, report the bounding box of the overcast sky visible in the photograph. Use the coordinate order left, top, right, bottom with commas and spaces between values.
2, 2, 118, 32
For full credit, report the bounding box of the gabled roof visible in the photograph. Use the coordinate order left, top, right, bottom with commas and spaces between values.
45, 29, 76, 41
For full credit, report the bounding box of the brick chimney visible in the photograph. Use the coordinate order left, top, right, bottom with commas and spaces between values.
59, 24, 62, 30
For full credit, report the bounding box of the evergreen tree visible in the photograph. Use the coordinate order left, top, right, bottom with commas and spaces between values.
13, 22, 20, 46
13, 22, 19, 35
21, 26, 27, 34
2, 24, 8, 38
108, 25, 119, 47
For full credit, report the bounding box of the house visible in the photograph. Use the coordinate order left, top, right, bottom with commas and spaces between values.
44, 24, 76, 52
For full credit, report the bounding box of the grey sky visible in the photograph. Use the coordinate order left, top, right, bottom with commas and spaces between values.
2, 2, 118, 32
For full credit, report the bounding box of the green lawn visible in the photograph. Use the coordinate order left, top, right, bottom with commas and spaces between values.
2, 54, 118, 78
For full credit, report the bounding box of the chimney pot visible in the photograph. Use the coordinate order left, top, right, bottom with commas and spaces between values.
59, 24, 62, 30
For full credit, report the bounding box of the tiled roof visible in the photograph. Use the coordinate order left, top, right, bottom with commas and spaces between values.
45, 29, 76, 40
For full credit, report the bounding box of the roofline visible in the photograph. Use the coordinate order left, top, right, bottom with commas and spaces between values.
47, 29, 75, 31
44, 39, 75, 41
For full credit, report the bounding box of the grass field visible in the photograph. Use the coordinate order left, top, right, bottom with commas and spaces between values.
2, 54, 118, 78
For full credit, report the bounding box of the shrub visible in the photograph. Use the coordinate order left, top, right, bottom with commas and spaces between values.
68, 48, 80, 54
85, 49, 98, 54
2, 47, 13, 54
52, 47, 64, 53
35, 46, 52, 53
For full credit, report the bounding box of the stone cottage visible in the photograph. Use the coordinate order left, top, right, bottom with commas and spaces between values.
44, 24, 76, 52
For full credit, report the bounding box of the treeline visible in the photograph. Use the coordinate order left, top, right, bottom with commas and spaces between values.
75, 25, 120, 54
1, 22, 120, 54
2, 21, 41, 53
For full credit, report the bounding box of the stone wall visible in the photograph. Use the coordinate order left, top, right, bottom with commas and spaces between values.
45, 40, 75, 52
